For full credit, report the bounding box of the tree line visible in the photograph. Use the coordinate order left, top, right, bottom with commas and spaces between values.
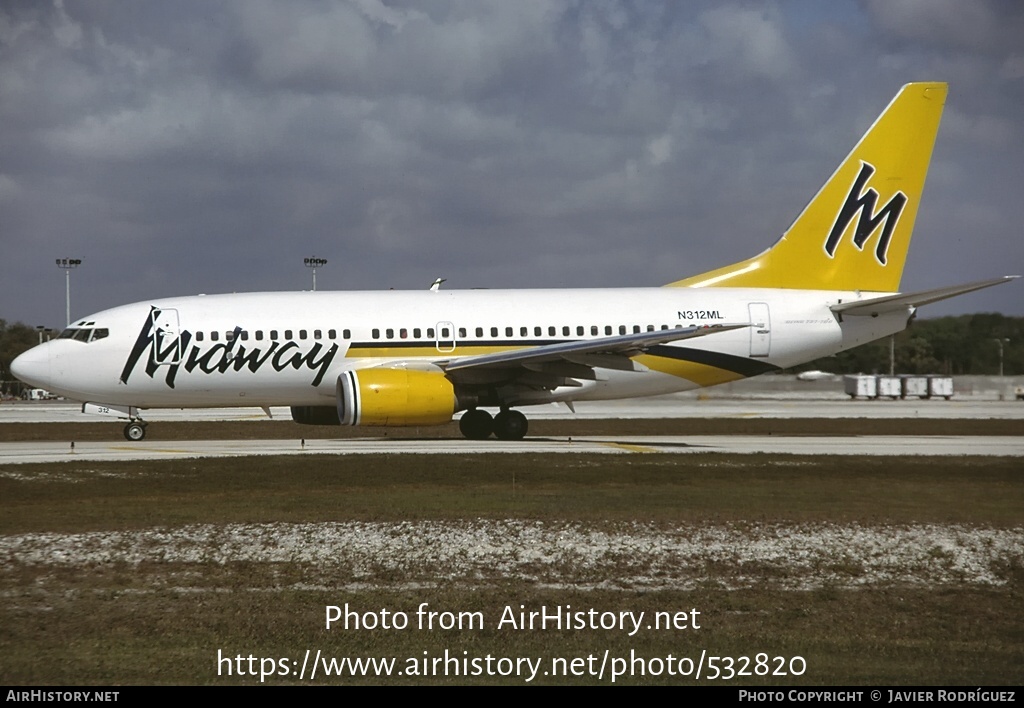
794, 313, 1024, 376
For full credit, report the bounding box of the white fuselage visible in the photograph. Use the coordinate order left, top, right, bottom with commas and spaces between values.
12, 287, 910, 411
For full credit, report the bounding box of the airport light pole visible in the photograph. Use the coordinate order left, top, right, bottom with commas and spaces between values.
56, 258, 82, 327
304, 257, 327, 291
993, 338, 1009, 377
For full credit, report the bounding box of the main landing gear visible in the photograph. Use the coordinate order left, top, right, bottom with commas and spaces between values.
459, 408, 528, 441
123, 420, 148, 441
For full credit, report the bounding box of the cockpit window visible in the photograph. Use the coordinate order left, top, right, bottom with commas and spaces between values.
56, 327, 109, 343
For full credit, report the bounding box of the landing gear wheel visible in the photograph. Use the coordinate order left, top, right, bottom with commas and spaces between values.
459, 409, 494, 440
124, 422, 147, 441
493, 409, 528, 441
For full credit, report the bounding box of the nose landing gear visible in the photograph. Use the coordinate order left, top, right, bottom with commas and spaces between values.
81, 403, 149, 442
124, 421, 148, 441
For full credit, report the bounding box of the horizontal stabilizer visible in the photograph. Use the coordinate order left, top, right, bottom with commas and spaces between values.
830, 276, 1019, 317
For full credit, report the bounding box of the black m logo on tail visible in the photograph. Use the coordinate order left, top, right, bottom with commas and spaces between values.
824, 161, 907, 265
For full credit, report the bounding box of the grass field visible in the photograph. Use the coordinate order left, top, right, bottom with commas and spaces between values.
1, 423, 1022, 685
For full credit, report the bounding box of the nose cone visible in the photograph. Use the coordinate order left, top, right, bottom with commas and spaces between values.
10, 345, 51, 389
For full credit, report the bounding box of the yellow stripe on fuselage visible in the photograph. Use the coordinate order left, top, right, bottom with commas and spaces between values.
634, 354, 746, 387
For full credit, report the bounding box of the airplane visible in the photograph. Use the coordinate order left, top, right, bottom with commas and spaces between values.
795, 370, 836, 382
10, 82, 1018, 442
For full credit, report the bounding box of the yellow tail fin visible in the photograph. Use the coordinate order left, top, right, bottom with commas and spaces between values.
668, 82, 947, 292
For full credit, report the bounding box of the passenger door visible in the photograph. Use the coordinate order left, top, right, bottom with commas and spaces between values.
748, 303, 771, 357
151, 308, 183, 365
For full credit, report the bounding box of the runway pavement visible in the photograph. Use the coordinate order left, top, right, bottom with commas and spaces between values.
2, 434, 1022, 464
3, 379, 1022, 464
3, 394, 1024, 424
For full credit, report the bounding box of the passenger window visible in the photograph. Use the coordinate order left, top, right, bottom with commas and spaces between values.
490, 327, 498, 337
196, 331, 205, 342
270, 330, 279, 339
505, 327, 513, 337
520, 327, 527, 337
240, 331, 249, 341
605, 326, 612, 335
577, 326, 584, 336
562, 326, 570, 336
372, 329, 380, 339
427, 328, 435, 338
548, 326, 556, 336
255, 331, 264, 341
314, 329, 322, 339
413, 328, 421, 338
591, 326, 598, 336
298, 330, 307, 340
475, 327, 483, 337
386, 329, 394, 339
343, 329, 351, 339
647, 325, 655, 332
661, 324, 669, 330
440, 327, 450, 338
211, 331, 220, 342
285, 330, 293, 339
402, 328, 410, 339
633, 325, 641, 334
458, 327, 466, 338
534, 326, 542, 337
328, 329, 336, 339
618, 325, 626, 335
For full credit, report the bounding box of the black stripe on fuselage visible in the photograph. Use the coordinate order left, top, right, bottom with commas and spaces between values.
644, 345, 779, 377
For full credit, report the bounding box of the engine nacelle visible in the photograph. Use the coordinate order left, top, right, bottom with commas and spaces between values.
337, 369, 456, 426
290, 405, 341, 426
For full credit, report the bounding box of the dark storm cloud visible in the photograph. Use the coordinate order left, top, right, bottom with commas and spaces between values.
1, 0, 1021, 331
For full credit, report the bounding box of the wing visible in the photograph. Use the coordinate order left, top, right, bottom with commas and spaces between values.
438, 323, 749, 387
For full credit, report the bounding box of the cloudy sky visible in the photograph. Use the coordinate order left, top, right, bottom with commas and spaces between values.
2, 0, 1022, 329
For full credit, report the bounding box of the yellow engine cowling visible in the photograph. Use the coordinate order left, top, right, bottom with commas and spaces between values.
336, 369, 456, 426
